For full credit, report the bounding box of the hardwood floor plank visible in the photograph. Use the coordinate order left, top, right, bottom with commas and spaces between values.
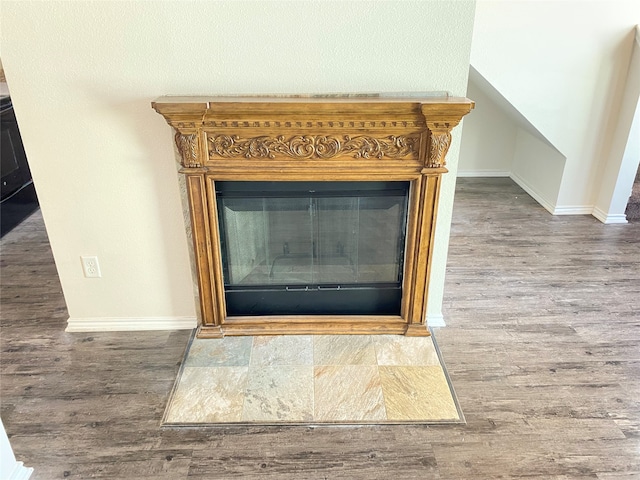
186, 427, 439, 479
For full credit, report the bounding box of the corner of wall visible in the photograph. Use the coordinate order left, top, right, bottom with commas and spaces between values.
592, 26, 640, 222
427, 313, 446, 327
461, 66, 567, 214
592, 206, 628, 224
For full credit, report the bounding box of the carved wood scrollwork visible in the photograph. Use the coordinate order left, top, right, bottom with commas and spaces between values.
207, 134, 420, 160
427, 131, 452, 167
175, 132, 201, 167
424, 120, 457, 168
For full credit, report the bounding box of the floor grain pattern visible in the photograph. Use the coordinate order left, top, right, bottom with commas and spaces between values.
1, 178, 639, 479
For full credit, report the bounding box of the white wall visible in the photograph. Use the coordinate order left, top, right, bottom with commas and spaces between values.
510, 129, 566, 213
459, 67, 566, 213
593, 26, 640, 223
0, 417, 33, 479
470, 0, 640, 214
1, 1, 475, 330
458, 70, 515, 177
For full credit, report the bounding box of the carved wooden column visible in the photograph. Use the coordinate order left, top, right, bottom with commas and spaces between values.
153, 96, 473, 338
163, 110, 225, 337
404, 103, 471, 336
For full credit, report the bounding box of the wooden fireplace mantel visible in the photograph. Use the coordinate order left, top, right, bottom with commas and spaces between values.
152, 95, 473, 338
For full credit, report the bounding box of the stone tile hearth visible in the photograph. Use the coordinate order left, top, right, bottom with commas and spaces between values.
163, 333, 462, 425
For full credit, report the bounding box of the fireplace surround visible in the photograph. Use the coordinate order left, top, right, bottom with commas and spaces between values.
153, 95, 473, 338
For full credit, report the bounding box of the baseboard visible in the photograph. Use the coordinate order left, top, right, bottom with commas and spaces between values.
66, 316, 197, 332
592, 206, 628, 224
552, 205, 595, 215
457, 170, 510, 177
427, 313, 446, 327
67, 315, 447, 332
7, 462, 33, 480
509, 172, 556, 214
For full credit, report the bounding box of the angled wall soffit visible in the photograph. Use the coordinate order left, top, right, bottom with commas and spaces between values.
468, 65, 567, 160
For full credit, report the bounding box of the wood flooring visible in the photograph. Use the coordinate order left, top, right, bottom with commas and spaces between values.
1, 178, 639, 479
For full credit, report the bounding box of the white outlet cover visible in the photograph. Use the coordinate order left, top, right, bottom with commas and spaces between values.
81, 255, 102, 278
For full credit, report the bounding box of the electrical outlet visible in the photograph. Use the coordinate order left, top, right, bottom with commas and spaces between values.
81, 255, 102, 278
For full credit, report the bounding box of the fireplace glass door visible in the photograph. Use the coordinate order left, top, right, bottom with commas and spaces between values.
216, 181, 409, 316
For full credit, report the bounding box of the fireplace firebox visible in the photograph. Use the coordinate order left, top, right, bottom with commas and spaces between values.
153, 95, 473, 338
218, 181, 409, 317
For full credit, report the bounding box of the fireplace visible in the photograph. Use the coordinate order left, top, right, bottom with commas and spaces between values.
153, 95, 473, 338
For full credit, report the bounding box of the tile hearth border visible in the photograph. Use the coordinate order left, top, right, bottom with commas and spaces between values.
161, 329, 464, 427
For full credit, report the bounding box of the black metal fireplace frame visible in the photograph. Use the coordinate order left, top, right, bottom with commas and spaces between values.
216, 181, 409, 316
